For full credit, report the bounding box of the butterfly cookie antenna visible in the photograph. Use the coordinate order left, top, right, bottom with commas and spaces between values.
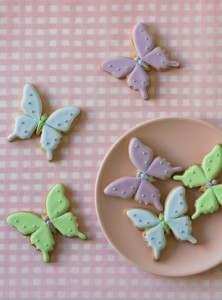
36, 114, 47, 135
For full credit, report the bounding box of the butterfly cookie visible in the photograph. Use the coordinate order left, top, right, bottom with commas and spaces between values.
7, 184, 87, 262
125, 186, 197, 260
7, 84, 80, 161
174, 145, 222, 219
101, 23, 179, 100
104, 138, 182, 211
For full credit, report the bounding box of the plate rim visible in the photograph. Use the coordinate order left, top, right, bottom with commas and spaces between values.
95, 116, 222, 277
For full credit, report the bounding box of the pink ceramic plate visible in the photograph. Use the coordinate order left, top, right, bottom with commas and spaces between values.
95, 117, 222, 277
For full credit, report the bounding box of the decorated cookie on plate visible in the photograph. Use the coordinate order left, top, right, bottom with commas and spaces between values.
101, 22, 179, 100
104, 138, 182, 211
125, 186, 197, 260
7, 184, 87, 262
174, 145, 222, 219
7, 84, 80, 161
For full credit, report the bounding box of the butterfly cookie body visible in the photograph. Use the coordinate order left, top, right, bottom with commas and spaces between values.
125, 186, 197, 260
173, 145, 222, 219
7, 84, 80, 161
7, 184, 86, 262
104, 138, 182, 211
101, 23, 179, 100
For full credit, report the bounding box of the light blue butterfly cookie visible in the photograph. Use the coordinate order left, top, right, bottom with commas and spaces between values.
125, 186, 197, 260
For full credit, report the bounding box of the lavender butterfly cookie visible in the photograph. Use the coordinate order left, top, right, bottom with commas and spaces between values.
101, 23, 179, 100
104, 138, 182, 211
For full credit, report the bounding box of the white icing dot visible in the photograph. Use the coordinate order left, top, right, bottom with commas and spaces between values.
145, 37, 149, 40
134, 144, 139, 148
36, 239, 39, 242
126, 66, 129, 70
141, 194, 145, 198
131, 186, 135, 190
122, 191, 125, 194
142, 81, 146, 84
144, 161, 148, 165
157, 53, 161, 56
164, 170, 168, 174
143, 151, 147, 155
160, 161, 163, 165
133, 79, 137, 82
139, 28, 143, 32
180, 230, 184, 234
151, 194, 154, 198
108, 64, 112, 67
146, 46, 150, 50
116, 68, 121, 71
112, 187, 116, 191
161, 60, 165, 64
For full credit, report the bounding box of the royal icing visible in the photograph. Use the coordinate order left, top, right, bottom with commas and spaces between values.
173, 145, 222, 219
101, 23, 179, 100
7, 184, 87, 262
125, 186, 197, 260
104, 138, 182, 211
7, 84, 80, 161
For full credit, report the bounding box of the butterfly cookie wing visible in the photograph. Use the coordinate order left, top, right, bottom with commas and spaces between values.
7, 84, 42, 141
101, 57, 136, 79
126, 208, 164, 260
201, 145, 222, 182
127, 65, 149, 100
104, 177, 141, 199
143, 47, 179, 70
7, 212, 55, 262
164, 186, 197, 243
147, 157, 182, 180
135, 180, 162, 210
191, 186, 221, 219
174, 145, 222, 187
40, 125, 62, 161
129, 138, 154, 173
46, 184, 86, 239
132, 23, 154, 58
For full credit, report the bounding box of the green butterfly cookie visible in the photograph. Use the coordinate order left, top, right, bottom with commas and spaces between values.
7, 184, 86, 262
173, 145, 222, 219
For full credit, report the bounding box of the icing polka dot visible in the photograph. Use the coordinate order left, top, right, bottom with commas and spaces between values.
133, 79, 137, 83
112, 187, 116, 191
108, 64, 112, 67
141, 194, 145, 198
139, 28, 143, 32
134, 144, 139, 148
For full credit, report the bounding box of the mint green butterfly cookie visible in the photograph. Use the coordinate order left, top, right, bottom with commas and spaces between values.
173, 145, 222, 219
7, 184, 86, 262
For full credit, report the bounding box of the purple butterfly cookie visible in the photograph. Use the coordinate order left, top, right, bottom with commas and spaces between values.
104, 138, 182, 211
101, 23, 179, 100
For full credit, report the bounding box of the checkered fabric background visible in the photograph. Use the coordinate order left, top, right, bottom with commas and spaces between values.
0, 0, 222, 299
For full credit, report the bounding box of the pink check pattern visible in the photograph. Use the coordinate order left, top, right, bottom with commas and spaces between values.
0, 0, 222, 299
